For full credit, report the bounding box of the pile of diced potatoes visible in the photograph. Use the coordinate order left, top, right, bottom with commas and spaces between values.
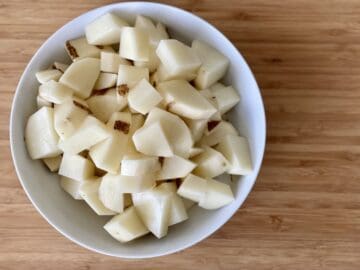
25, 13, 252, 243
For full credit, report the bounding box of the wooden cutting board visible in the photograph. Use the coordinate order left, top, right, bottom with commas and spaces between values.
0, 0, 359, 269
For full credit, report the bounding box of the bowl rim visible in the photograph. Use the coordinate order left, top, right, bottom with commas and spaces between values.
10, 1, 266, 259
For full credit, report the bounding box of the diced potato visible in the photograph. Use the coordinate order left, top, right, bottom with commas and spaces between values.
128, 78, 163, 114
59, 58, 100, 99
121, 155, 160, 176
102, 173, 155, 194
36, 96, 52, 109
25, 107, 62, 159
100, 51, 131, 74
192, 40, 229, 89
104, 206, 149, 242
36, 69, 62, 84
209, 83, 240, 114
192, 146, 229, 178
79, 179, 116, 215
120, 27, 149, 61
200, 121, 238, 146
87, 88, 126, 123
215, 135, 252, 175
177, 174, 207, 203
65, 37, 101, 61
156, 39, 201, 78
89, 112, 131, 174
58, 115, 111, 154
156, 155, 196, 180
60, 176, 83, 200
93, 73, 117, 90
38, 80, 73, 104
198, 179, 234, 209
85, 13, 129, 45
157, 80, 217, 120
132, 188, 171, 238
42, 155, 62, 172
54, 98, 89, 139
58, 153, 95, 181
133, 121, 174, 157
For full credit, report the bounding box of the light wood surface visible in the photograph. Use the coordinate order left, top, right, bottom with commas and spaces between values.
1, 0, 360, 269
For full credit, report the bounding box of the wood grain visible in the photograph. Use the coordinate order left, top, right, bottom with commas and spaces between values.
1, 0, 360, 269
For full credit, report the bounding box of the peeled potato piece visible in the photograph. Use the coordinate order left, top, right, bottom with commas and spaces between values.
36, 69, 62, 84
156, 155, 196, 180
104, 206, 149, 242
192, 146, 229, 178
42, 155, 62, 172
157, 80, 217, 120
132, 187, 172, 238
216, 135, 252, 175
58, 153, 95, 181
100, 51, 131, 74
60, 176, 83, 200
85, 13, 129, 45
65, 37, 101, 61
25, 107, 62, 159
80, 178, 116, 215
120, 27, 150, 61
192, 40, 229, 89
38, 80, 73, 104
58, 115, 111, 154
59, 58, 100, 99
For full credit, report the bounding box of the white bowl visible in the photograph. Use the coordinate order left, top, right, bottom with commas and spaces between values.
10, 2, 266, 258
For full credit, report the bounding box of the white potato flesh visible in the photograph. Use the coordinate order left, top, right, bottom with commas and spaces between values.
54, 98, 89, 139
144, 108, 193, 158
58, 115, 111, 154
156, 155, 196, 180
85, 13, 129, 45
209, 83, 240, 114
157, 80, 217, 120
177, 174, 207, 203
198, 89, 222, 121
89, 112, 131, 174
200, 121, 238, 146
36, 95, 52, 109
158, 182, 188, 226
60, 176, 83, 200
58, 153, 95, 181
199, 179, 234, 210
121, 155, 160, 176
135, 15, 166, 47
93, 73, 117, 90
215, 135, 252, 175
65, 37, 101, 61
100, 51, 131, 74
120, 27, 149, 61
42, 155, 62, 172
53, 62, 69, 73
189, 147, 204, 158
25, 107, 62, 159
36, 69, 62, 84
192, 146, 229, 178
125, 114, 145, 156
157, 63, 197, 82
104, 206, 149, 242
156, 39, 201, 78
87, 88, 126, 123
156, 22, 169, 40
99, 175, 125, 213
102, 173, 155, 194
192, 40, 229, 89
134, 47, 160, 73
128, 79, 163, 114
133, 121, 174, 157
183, 118, 207, 143
38, 80, 73, 104
59, 58, 100, 99
132, 188, 171, 238
79, 179, 116, 215
117, 64, 149, 89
